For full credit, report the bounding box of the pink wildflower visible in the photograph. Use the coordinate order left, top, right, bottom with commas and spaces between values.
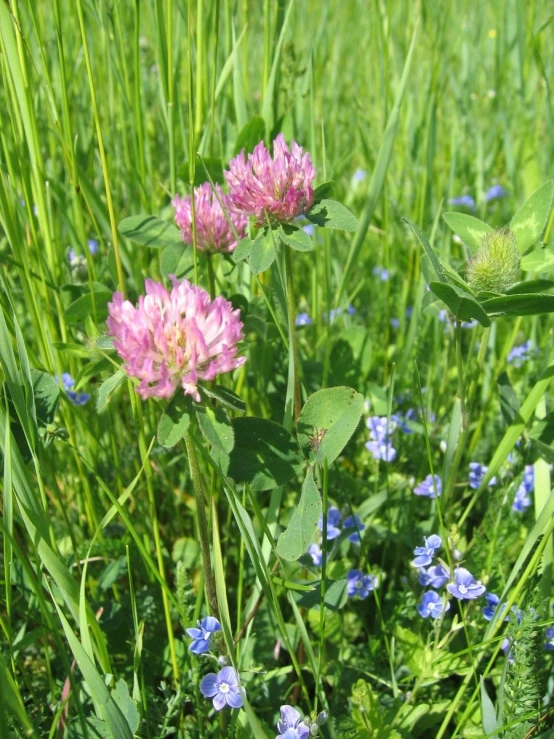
107, 277, 246, 402
172, 183, 247, 253
224, 133, 316, 224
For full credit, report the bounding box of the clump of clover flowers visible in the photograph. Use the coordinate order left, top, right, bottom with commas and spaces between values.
224, 133, 316, 224
106, 276, 246, 402
466, 228, 520, 294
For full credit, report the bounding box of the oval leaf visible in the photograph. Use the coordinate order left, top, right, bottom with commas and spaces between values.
97, 370, 126, 414
510, 180, 554, 254
119, 215, 182, 248
480, 292, 554, 317
233, 115, 266, 156
277, 468, 322, 561
297, 386, 365, 465
249, 230, 276, 274
65, 287, 113, 323
232, 237, 254, 263
157, 394, 192, 448
160, 243, 195, 278
196, 404, 234, 454
202, 385, 246, 412
442, 212, 493, 252
279, 224, 313, 251
520, 243, 554, 273
429, 282, 491, 327
306, 199, 358, 231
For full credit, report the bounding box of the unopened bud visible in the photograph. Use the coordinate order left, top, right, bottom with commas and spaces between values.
466, 228, 519, 294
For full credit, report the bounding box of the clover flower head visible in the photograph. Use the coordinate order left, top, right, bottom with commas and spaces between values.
469, 462, 497, 490
277, 705, 310, 739
186, 616, 222, 654
343, 514, 365, 543
447, 567, 486, 600
448, 194, 476, 210
107, 277, 246, 402
346, 569, 377, 599
418, 590, 450, 619
485, 184, 507, 202
56, 373, 90, 406
414, 474, 442, 499
224, 133, 316, 224
318, 507, 342, 540
173, 182, 247, 253
200, 666, 244, 710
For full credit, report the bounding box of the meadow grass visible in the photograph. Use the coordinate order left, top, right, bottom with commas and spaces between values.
1, 1, 554, 737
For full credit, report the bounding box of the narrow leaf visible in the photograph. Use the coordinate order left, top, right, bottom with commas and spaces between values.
277, 468, 322, 561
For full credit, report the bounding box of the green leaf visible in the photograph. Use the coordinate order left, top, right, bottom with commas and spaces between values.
179, 156, 224, 185
202, 385, 246, 412
498, 372, 520, 426
480, 292, 554, 317
277, 468, 322, 561
118, 214, 182, 248
505, 279, 554, 294
249, 230, 276, 274
159, 243, 195, 278
196, 404, 234, 454
480, 677, 498, 736
31, 369, 59, 427
233, 115, 266, 156
306, 199, 358, 231
510, 180, 554, 253
402, 218, 446, 283
293, 578, 348, 611
313, 181, 335, 201
278, 224, 313, 251
429, 282, 491, 326
520, 243, 554, 272
297, 386, 365, 465
442, 212, 493, 252
217, 417, 303, 492
65, 285, 113, 323
233, 236, 254, 263
111, 680, 140, 736
157, 394, 192, 448
96, 370, 126, 414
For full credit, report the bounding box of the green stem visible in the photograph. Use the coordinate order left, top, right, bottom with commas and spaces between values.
184, 430, 219, 618
206, 255, 216, 299
455, 322, 467, 432
283, 245, 301, 424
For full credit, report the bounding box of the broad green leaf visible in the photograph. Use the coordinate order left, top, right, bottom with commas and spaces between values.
442, 212, 493, 252
233, 236, 254, 263
31, 369, 59, 427
157, 394, 192, 448
510, 180, 554, 253
96, 370, 126, 413
233, 115, 266, 156
497, 372, 520, 426
160, 243, 195, 278
505, 279, 554, 294
429, 282, 491, 326
481, 292, 554, 317
297, 386, 365, 465
118, 214, 182, 248
279, 224, 313, 251
217, 417, 303, 492
196, 404, 234, 454
402, 218, 446, 283
313, 181, 335, 201
520, 243, 554, 272
293, 578, 348, 611
249, 230, 276, 274
306, 199, 358, 231
277, 468, 322, 561
178, 156, 224, 185
202, 384, 246, 413
65, 285, 113, 323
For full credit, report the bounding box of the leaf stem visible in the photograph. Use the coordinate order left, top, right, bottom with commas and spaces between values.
283, 244, 301, 424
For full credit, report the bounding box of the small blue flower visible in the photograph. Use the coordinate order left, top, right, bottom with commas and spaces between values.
302, 223, 314, 237
447, 567, 486, 600
412, 535, 442, 568
544, 627, 554, 651
482, 593, 509, 622
365, 439, 396, 462
469, 462, 497, 490
324, 305, 355, 323
277, 705, 310, 739
366, 416, 396, 462
343, 514, 365, 543
419, 564, 450, 588
484, 184, 507, 202
512, 483, 532, 512
87, 238, 100, 254
353, 168, 367, 182
507, 341, 532, 368
57, 373, 91, 406
448, 194, 476, 210
346, 569, 377, 599
308, 542, 322, 566
295, 312, 312, 327
390, 317, 400, 329
200, 666, 244, 710
373, 266, 389, 281
186, 616, 222, 654
318, 507, 342, 540
417, 590, 449, 619
414, 474, 442, 499
501, 636, 515, 663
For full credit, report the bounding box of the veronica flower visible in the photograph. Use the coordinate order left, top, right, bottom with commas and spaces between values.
200, 667, 244, 710
57, 373, 90, 406
308, 543, 322, 567
343, 514, 365, 543
225, 134, 316, 224
365, 416, 397, 462
186, 616, 222, 654
318, 507, 342, 540
469, 462, 497, 490
295, 312, 312, 327
484, 184, 507, 202
419, 564, 450, 589
276, 706, 310, 739
512, 483, 532, 513
107, 277, 246, 402
302, 223, 314, 237
418, 590, 450, 619
324, 305, 356, 323
412, 535, 442, 568
482, 593, 509, 622
173, 182, 247, 254
390, 317, 400, 329
373, 266, 389, 281
448, 194, 476, 210
352, 168, 367, 182
87, 239, 99, 254
414, 474, 442, 499
346, 569, 377, 599
447, 567, 486, 600
507, 341, 532, 368
544, 627, 554, 651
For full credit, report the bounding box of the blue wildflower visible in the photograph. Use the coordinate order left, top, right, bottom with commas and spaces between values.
276, 706, 310, 739
417, 590, 450, 619
469, 462, 497, 490
318, 507, 342, 540
186, 616, 222, 654
308, 543, 322, 567
448, 194, 476, 210
482, 593, 509, 622
57, 373, 90, 406
352, 168, 367, 182
343, 514, 365, 543
447, 567, 486, 600
419, 564, 450, 588
200, 666, 244, 710
545, 627, 554, 651
414, 474, 442, 499
87, 239, 100, 254
365, 416, 396, 462
390, 317, 400, 329
507, 341, 532, 368
346, 569, 377, 599
373, 266, 389, 281
412, 535, 442, 568
295, 312, 312, 327
302, 223, 314, 237
484, 184, 507, 202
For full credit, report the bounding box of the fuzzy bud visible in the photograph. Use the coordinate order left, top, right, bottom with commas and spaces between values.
466, 228, 519, 294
